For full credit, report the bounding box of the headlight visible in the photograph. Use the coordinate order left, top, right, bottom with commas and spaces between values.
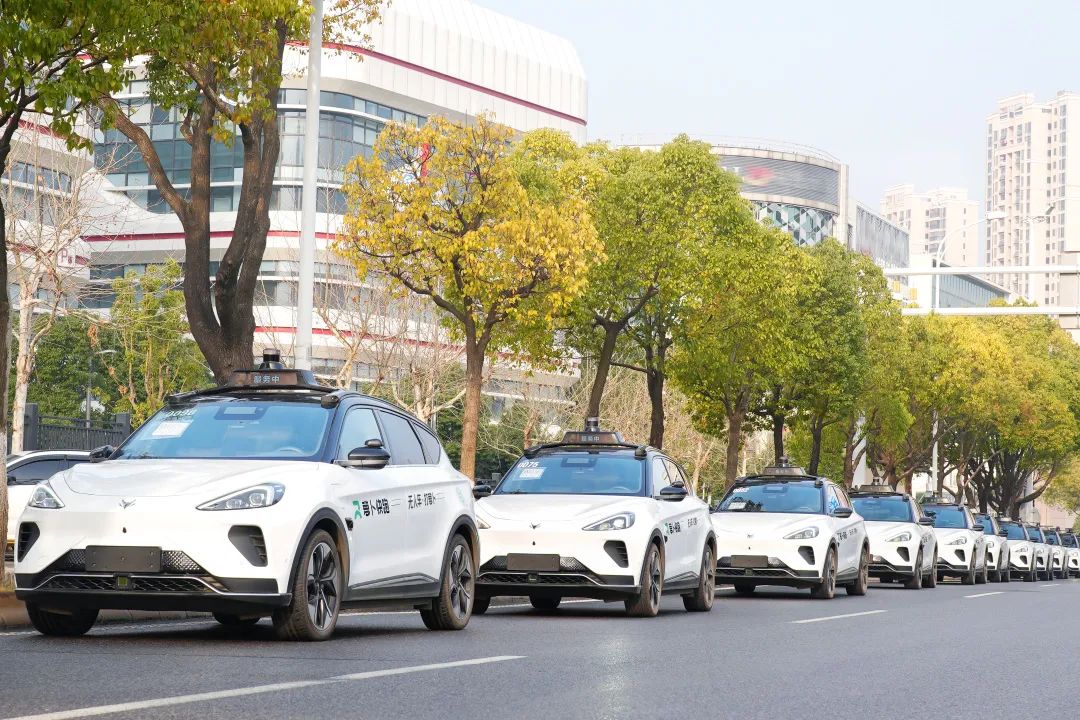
198, 483, 285, 511
28, 481, 64, 509
583, 512, 635, 531
887, 531, 912, 542
784, 527, 819, 540
476, 516, 491, 530
948, 536, 969, 546
1015, 544, 1030, 553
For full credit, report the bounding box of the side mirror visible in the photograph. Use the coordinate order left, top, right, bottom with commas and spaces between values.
972, 524, 985, 532
998, 530, 1009, 538
89, 445, 115, 463
341, 445, 390, 470
832, 507, 853, 518
918, 516, 934, 526
364, 438, 384, 448
473, 483, 492, 500
659, 485, 688, 502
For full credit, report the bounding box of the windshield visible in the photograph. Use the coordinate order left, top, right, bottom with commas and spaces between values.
116, 399, 333, 460
924, 506, 969, 529
974, 515, 996, 535
852, 496, 912, 522
716, 481, 823, 514
1000, 522, 1028, 541
1028, 527, 1045, 543
1045, 532, 1060, 545
1063, 534, 1079, 548
494, 453, 645, 496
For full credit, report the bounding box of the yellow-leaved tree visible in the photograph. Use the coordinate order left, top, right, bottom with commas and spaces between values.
336, 116, 601, 479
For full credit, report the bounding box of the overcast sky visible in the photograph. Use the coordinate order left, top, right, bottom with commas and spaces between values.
476, 0, 1080, 213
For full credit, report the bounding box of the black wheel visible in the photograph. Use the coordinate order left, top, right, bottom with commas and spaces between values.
473, 594, 491, 615
625, 543, 663, 617
1001, 564, 1011, 583
924, 552, 938, 588
529, 595, 561, 611
272, 530, 342, 641
961, 555, 976, 585
420, 534, 475, 631
213, 613, 260, 628
975, 554, 989, 584
810, 547, 837, 599
904, 550, 924, 589
1026, 563, 1038, 582
732, 582, 756, 595
683, 543, 715, 612
27, 604, 98, 637
846, 545, 869, 596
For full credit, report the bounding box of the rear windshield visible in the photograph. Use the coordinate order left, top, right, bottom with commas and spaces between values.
716, 481, 824, 514
495, 453, 645, 496
1000, 522, 1028, 541
852, 496, 913, 522
924, 506, 969, 529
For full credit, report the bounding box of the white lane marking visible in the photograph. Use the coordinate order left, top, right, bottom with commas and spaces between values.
791, 610, 887, 625
0, 655, 524, 720
1041, 584, 1057, 588
964, 591, 1004, 598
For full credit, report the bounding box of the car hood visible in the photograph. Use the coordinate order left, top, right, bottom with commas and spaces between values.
477, 494, 640, 523
712, 512, 823, 536
58, 459, 321, 497
864, 521, 915, 540
933, 528, 973, 542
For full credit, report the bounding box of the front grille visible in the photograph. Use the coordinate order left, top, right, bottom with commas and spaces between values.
717, 568, 795, 578
43, 575, 115, 591
479, 571, 597, 586
17, 523, 39, 561
47, 549, 204, 574
40, 574, 212, 593
604, 541, 629, 568
133, 577, 210, 593
480, 556, 590, 573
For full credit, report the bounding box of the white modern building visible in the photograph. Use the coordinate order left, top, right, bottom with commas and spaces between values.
880, 184, 979, 267
985, 92, 1080, 306
82, 0, 587, 402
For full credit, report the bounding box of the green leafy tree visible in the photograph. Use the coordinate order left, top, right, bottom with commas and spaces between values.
337, 116, 600, 479
99, 0, 383, 382
91, 260, 209, 426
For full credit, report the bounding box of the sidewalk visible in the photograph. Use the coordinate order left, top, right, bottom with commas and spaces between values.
0, 592, 207, 629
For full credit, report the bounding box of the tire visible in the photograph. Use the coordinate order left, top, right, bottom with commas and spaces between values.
1026, 563, 1038, 582
213, 613, 260, 628
529, 595, 561, 611
904, 550, 924, 589
924, 552, 938, 588
1001, 564, 1011, 583
472, 594, 491, 615
975, 554, 989, 584
272, 529, 342, 641
846, 545, 869, 596
732, 582, 756, 595
810, 547, 837, 600
683, 543, 716, 612
420, 534, 475, 631
625, 542, 663, 617
26, 604, 98, 637
961, 555, 977, 586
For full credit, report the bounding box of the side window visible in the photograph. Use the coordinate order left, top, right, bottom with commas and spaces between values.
835, 487, 851, 509
826, 486, 841, 514
663, 460, 688, 491
412, 422, 442, 465
912, 501, 923, 520
378, 411, 426, 466
8, 459, 66, 485
650, 457, 670, 496
336, 407, 382, 460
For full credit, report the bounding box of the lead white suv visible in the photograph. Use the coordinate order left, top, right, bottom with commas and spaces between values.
922, 498, 988, 585
712, 460, 869, 600
15, 353, 478, 640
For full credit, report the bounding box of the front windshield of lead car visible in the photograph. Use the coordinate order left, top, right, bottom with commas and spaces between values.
494, 453, 645, 496
924, 506, 969, 529
716, 481, 823, 514
115, 399, 332, 460
852, 496, 913, 522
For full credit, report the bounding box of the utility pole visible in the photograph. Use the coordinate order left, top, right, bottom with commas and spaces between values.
295, 0, 323, 370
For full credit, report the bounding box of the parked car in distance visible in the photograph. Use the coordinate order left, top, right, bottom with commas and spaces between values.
1025, 525, 1052, 581
5, 451, 90, 560
974, 513, 1011, 583
850, 487, 937, 589
1043, 527, 1066, 579
921, 496, 988, 585
1000, 518, 1037, 582
1060, 530, 1080, 578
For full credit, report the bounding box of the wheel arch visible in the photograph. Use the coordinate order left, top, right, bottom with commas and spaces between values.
287, 508, 351, 593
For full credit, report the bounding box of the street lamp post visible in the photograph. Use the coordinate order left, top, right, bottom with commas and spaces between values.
295, 0, 323, 371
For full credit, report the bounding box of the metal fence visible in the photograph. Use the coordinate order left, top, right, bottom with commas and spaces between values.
19, 403, 132, 452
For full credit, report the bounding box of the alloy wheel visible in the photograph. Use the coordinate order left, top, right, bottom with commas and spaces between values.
447, 543, 474, 621
649, 550, 662, 608
306, 541, 339, 631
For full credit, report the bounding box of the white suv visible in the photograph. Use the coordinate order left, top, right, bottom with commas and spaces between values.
922, 499, 988, 585
850, 488, 937, 590
15, 353, 478, 640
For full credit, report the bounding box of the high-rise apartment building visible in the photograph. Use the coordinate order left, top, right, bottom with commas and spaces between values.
880, 184, 979, 267
985, 92, 1080, 305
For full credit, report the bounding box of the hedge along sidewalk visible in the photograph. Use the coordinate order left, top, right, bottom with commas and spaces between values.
0, 591, 208, 630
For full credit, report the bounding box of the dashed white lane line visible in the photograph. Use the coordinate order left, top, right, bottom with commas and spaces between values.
0, 655, 525, 720
1041, 584, 1058, 588
790, 610, 887, 625
964, 591, 1005, 598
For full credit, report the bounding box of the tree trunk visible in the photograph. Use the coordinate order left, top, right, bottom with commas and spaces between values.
646, 368, 665, 448
458, 342, 485, 481
724, 405, 746, 489
772, 412, 785, 463
808, 421, 824, 476
586, 321, 620, 418
9, 288, 36, 453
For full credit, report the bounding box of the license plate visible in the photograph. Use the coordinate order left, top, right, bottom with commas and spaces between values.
507, 553, 560, 572
731, 555, 768, 568
85, 546, 162, 573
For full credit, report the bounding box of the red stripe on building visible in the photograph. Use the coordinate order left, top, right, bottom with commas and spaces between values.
289, 40, 587, 127
82, 230, 339, 243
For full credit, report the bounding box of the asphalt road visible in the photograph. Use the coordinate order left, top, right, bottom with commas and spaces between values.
1, 578, 1077, 720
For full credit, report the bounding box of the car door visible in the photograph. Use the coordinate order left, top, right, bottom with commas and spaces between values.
650, 457, 688, 579
913, 499, 935, 570
398, 418, 459, 585
333, 405, 409, 589
827, 485, 860, 573
966, 508, 986, 568
662, 459, 703, 577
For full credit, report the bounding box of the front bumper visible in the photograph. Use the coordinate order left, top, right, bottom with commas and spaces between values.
476, 555, 637, 599
1010, 549, 1033, 571
868, 538, 919, 577
713, 535, 826, 588
937, 545, 971, 575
